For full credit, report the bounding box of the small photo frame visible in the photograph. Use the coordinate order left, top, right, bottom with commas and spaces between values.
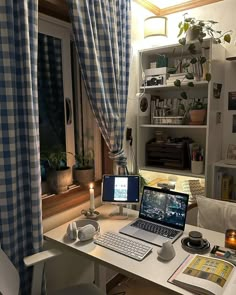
213, 83, 222, 99
228, 91, 236, 110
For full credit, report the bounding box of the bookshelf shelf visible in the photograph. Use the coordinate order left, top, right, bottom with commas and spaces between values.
140, 166, 205, 179
137, 40, 225, 198
140, 124, 207, 129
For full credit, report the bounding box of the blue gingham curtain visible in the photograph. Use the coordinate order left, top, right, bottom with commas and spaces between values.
67, 0, 131, 169
0, 1, 43, 294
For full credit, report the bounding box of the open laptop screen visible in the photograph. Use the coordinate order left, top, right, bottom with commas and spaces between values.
139, 186, 189, 231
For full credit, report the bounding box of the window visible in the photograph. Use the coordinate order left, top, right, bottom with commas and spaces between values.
38, 14, 102, 201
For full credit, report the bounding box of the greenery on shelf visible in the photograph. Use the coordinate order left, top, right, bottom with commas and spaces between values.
74, 149, 94, 170
189, 99, 207, 111
178, 14, 232, 46
172, 13, 232, 100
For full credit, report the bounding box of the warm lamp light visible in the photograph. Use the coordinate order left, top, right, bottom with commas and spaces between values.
225, 229, 236, 250
144, 16, 167, 38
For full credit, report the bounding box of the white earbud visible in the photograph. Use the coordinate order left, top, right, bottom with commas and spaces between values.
67, 222, 77, 240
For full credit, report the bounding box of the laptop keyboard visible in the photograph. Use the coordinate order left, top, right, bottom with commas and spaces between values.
131, 220, 179, 239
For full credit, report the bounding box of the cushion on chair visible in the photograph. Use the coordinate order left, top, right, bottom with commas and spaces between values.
52, 283, 106, 295
196, 197, 236, 233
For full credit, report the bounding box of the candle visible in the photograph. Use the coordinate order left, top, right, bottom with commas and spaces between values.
225, 229, 236, 250
89, 183, 95, 211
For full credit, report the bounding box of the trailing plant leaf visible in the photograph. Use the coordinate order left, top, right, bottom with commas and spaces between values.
200, 56, 207, 64
190, 57, 197, 64
182, 62, 190, 69
185, 72, 194, 80
184, 22, 190, 32
178, 27, 184, 38
179, 37, 186, 45
205, 73, 212, 82
224, 34, 231, 43
174, 79, 181, 87
178, 21, 182, 28
180, 91, 188, 100
188, 82, 194, 87
188, 44, 197, 54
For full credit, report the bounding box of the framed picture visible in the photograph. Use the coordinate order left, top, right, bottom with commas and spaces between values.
213, 83, 222, 99
228, 91, 236, 110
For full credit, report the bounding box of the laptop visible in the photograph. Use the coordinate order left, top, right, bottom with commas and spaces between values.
119, 186, 189, 246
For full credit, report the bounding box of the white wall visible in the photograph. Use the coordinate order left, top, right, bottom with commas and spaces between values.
126, 0, 236, 172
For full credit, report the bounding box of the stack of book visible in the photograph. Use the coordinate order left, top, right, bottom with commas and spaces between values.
166, 73, 187, 85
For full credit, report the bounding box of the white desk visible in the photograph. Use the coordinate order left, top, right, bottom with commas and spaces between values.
44, 204, 225, 295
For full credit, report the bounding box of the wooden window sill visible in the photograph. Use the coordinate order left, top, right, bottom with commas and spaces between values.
42, 180, 101, 219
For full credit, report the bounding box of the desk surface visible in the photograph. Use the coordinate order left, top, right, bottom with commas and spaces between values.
44, 204, 224, 295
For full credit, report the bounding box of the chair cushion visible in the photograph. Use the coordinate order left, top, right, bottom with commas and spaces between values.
197, 197, 236, 233
52, 283, 106, 295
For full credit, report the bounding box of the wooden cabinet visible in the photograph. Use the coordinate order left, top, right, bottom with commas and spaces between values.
137, 39, 225, 197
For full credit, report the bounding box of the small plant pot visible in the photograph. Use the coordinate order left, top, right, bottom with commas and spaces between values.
47, 167, 72, 194
73, 167, 94, 185
189, 109, 206, 125
186, 28, 201, 44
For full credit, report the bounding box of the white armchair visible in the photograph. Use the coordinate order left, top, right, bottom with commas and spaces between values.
196, 196, 236, 233
0, 246, 106, 295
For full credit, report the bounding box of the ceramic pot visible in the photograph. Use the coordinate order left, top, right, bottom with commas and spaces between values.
47, 167, 72, 194
189, 109, 206, 125
73, 167, 94, 185
186, 28, 201, 44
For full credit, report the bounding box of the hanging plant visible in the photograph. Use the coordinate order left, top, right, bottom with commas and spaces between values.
172, 13, 232, 99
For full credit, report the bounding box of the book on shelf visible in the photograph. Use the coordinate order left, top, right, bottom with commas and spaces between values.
168, 254, 236, 295
221, 175, 233, 200
215, 171, 223, 199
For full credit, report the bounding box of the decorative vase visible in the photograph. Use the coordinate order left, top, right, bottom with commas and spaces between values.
47, 167, 72, 194
189, 109, 206, 125
73, 167, 94, 185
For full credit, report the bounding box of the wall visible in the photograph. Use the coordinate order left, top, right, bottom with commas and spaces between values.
126, 0, 236, 174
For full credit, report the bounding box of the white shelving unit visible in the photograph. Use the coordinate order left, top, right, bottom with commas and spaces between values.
137, 39, 225, 197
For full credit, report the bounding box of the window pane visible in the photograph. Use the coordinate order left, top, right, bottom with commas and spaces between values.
38, 33, 65, 152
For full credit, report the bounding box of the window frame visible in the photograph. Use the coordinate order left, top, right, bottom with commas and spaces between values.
39, 14, 104, 218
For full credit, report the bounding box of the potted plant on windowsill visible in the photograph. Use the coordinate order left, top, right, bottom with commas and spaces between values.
73, 150, 94, 185
41, 149, 72, 194
188, 99, 207, 125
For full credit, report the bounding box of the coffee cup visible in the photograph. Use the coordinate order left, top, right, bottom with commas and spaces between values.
189, 231, 203, 247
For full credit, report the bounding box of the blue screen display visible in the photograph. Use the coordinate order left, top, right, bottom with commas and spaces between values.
102, 175, 140, 203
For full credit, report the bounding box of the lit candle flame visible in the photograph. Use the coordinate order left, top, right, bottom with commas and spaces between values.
89, 183, 94, 189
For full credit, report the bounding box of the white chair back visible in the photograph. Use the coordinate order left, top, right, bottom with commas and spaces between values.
197, 197, 236, 233
0, 246, 20, 295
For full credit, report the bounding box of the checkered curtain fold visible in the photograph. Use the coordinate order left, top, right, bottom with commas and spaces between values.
67, 0, 131, 169
0, 1, 43, 294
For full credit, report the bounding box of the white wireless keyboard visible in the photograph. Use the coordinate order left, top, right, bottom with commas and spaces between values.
94, 232, 152, 261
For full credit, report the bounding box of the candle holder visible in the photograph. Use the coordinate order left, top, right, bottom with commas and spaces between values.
225, 229, 236, 250
81, 208, 100, 220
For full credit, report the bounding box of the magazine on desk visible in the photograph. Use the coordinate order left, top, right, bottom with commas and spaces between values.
168, 254, 236, 295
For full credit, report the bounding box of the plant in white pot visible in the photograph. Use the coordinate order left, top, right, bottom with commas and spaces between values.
178, 13, 232, 45
73, 149, 94, 185
173, 13, 232, 100
41, 149, 72, 194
